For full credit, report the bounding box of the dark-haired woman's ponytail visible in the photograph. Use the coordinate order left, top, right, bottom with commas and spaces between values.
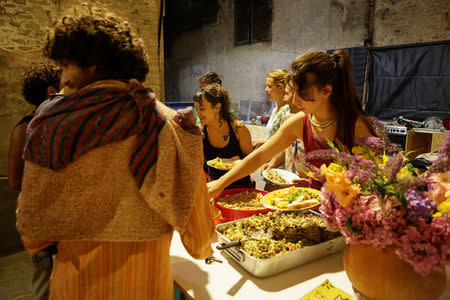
332, 50, 362, 148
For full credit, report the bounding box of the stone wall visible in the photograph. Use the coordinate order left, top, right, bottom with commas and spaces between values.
0, 0, 163, 175
165, 0, 450, 116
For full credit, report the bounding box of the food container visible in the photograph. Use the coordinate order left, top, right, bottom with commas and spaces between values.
215, 212, 346, 277
210, 206, 222, 226
256, 116, 262, 125
261, 116, 270, 124
262, 168, 301, 187
214, 188, 272, 222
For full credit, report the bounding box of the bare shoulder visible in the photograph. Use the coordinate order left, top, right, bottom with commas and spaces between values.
282, 112, 305, 131
354, 115, 374, 138
232, 119, 248, 133
11, 123, 28, 141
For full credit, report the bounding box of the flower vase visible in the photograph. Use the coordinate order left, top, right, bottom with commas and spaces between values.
343, 244, 446, 300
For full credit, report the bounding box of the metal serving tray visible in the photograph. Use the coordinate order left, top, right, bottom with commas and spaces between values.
215, 212, 346, 278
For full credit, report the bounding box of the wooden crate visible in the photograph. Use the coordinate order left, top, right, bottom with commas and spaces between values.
405, 129, 449, 159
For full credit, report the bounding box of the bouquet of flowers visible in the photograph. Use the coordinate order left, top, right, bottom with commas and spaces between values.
298, 133, 450, 276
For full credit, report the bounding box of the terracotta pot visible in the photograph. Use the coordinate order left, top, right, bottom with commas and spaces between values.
344, 244, 446, 300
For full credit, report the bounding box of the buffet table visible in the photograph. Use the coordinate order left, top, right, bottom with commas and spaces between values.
171, 231, 352, 299
171, 232, 450, 299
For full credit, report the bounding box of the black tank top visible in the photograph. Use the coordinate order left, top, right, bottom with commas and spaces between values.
203, 121, 252, 188
15, 115, 33, 127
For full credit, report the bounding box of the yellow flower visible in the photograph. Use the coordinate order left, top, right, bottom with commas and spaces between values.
351, 146, 365, 156
432, 189, 450, 218
397, 166, 413, 180
433, 199, 450, 218
352, 146, 377, 162
380, 155, 389, 167
321, 164, 361, 207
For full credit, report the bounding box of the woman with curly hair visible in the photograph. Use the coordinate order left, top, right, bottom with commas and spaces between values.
194, 83, 253, 188
16, 5, 214, 300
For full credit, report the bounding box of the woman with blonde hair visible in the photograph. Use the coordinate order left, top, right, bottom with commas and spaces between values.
265, 69, 290, 139
208, 50, 376, 197
194, 83, 253, 188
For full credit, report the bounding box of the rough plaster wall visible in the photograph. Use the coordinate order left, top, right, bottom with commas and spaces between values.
165, 0, 450, 109
165, 0, 368, 106
0, 0, 163, 176
374, 0, 450, 45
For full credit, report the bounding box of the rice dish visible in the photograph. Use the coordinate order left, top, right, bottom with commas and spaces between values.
220, 211, 340, 259
216, 191, 265, 210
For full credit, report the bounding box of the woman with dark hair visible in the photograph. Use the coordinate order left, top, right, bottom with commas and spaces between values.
208, 50, 375, 197
8, 62, 61, 190
194, 83, 253, 188
7, 62, 61, 300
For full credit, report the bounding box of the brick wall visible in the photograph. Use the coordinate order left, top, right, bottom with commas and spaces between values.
0, 0, 164, 175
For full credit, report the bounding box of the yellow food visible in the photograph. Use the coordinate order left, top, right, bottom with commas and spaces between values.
208, 157, 239, 169
264, 169, 289, 184
217, 191, 265, 210
261, 187, 321, 210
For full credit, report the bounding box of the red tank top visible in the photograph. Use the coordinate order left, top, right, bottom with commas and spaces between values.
303, 115, 330, 168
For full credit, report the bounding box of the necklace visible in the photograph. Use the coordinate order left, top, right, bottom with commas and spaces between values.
310, 114, 336, 128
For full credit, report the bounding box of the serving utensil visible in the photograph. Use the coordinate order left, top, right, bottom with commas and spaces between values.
216, 229, 273, 250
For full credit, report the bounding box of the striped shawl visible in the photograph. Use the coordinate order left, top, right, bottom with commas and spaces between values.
17, 80, 207, 241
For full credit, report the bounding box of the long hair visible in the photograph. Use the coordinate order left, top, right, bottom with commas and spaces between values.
291, 50, 373, 148
193, 83, 234, 123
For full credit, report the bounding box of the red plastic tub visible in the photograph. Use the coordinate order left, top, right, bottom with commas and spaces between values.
214, 188, 272, 222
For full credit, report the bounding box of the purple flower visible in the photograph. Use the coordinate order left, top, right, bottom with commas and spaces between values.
340, 152, 378, 184
406, 189, 436, 222
355, 117, 400, 154
382, 154, 404, 181
398, 174, 430, 190
355, 137, 386, 154
320, 193, 406, 250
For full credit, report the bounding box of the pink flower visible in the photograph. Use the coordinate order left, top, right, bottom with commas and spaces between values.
395, 215, 450, 275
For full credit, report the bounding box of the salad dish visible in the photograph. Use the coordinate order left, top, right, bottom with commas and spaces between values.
262, 168, 300, 186
260, 187, 321, 210
207, 157, 241, 170
216, 211, 345, 277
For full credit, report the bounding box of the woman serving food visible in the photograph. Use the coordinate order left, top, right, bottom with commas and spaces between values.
194, 83, 254, 188
208, 50, 376, 197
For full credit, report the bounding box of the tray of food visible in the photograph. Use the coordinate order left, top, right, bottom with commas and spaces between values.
260, 187, 321, 210
214, 188, 271, 222
207, 157, 241, 170
262, 168, 300, 186
215, 211, 344, 277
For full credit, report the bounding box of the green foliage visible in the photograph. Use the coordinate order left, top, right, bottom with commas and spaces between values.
346, 218, 362, 234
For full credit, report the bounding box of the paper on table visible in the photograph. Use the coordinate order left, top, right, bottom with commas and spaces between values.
299, 279, 353, 300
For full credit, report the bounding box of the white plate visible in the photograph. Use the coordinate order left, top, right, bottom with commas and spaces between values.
416, 152, 439, 162
207, 158, 241, 171
262, 168, 300, 186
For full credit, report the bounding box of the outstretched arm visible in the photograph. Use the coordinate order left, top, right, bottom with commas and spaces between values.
208, 114, 304, 197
